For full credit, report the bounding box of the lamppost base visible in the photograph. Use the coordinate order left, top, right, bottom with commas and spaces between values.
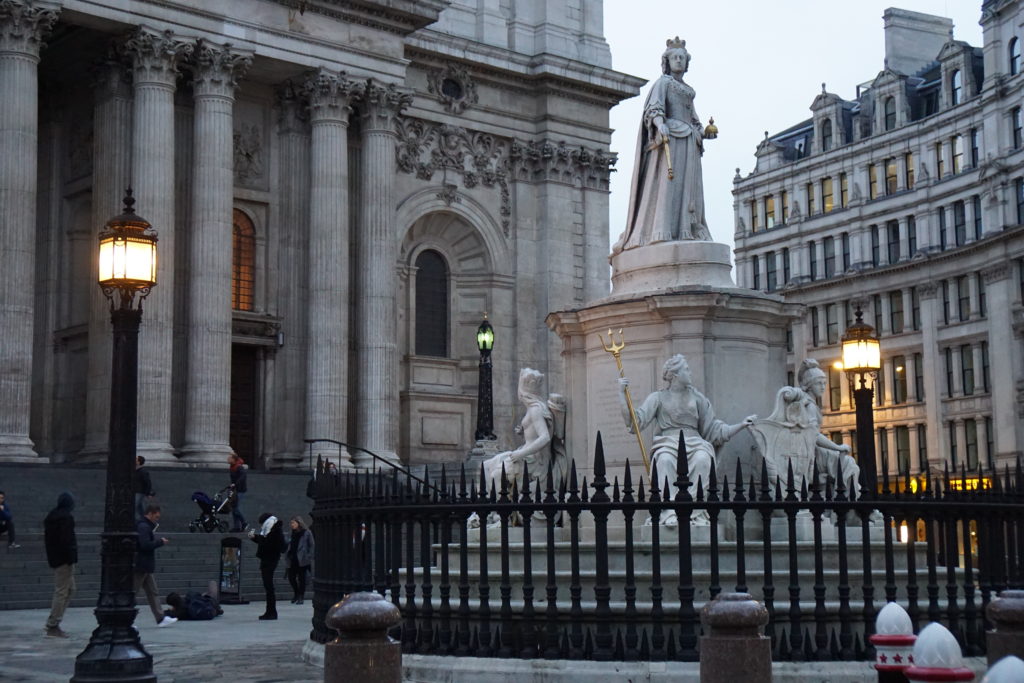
467, 438, 500, 472
72, 620, 154, 683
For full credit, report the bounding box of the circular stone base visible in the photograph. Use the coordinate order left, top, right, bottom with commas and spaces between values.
610, 241, 733, 294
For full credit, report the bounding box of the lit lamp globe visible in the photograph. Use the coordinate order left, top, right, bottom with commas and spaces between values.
840, 307, 880, 380
98, 189, 157, 308
476, 315, 494, 356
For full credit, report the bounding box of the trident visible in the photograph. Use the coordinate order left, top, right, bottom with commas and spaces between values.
599, 329, 650, 474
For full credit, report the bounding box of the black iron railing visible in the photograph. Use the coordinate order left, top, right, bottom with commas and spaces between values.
308, 433, 1023, 662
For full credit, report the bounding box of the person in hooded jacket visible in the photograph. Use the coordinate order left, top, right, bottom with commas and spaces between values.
249, 512, 285, 620
43, 492, 77, 637
285, 516, 315, 604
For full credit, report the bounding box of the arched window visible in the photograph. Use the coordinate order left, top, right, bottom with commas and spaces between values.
414, 249, 449, 357
950, 69, 962, 105
1011, 38, 1021, 76
232, 209, 255, 311
884, 97, 896, 131
820, 119, 833, 152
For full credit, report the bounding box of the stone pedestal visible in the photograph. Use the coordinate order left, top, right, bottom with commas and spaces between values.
987, 590, 1024, 665
610, 241, 734, 293
324, 591, 402, 683
699, 592, 771, 683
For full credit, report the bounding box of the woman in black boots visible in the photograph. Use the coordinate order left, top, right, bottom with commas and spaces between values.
249, 513, 285, 620
285, 516, 315, 605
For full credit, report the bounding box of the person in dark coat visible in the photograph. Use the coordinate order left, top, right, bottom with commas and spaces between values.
135, 504, 176, 627
43, 492, 77, 637
285, 516, 315, 604
0, 490, 19, 548
227, 454, 248, 532
134, 455, 155, 521
164, 590, 222, 621
249, 513, 285, 620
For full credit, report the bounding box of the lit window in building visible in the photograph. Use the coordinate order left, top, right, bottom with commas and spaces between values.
953, 200, 966, 246
904, 152, 914, 189
823, 236, 835, 277
956, 275, 970, 321
908, 215, 917, 255
1013, 107, 1023, 149
839, 172, 849, 208
825, 303, 838, 344
841, 232, 850, 270
889, 290, 904, 334
765, 250, 777, 291
951, 134, 964, 174
1011, 37, 1021, 75
911, 287, 921, 330
965, 419, 978, 470
934, 141, 945, 177
414, 249, 450, 357
806, 182, 815, 215
913, 352, 924, 400
950, 69, 962, 105
809, 240, 818, 280
896, 425, 910, 473
868, 163, 878, 199
764, 195, 776, 229
884, 96, 896, 131
870, 225, 880, 266
970, 128, 979, 167
885, 158, 898, 194
232, 209, 256, 312
821, 118, 833, 151
750, 199, 759, 233
887, 220, 900, 263
821, 177, 834, 213
781, 190, 789, 223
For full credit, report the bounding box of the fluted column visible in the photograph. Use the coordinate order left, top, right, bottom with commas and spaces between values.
954, 419, 967, 468
304, 68, 360, 466
0, 0, 58, 461
122, 28, 192, 462
908, 424, 922, 472
81, 55, 133, 462
180, 40, 251, 463
356, 80, 411, 466
975, 415, 989, 469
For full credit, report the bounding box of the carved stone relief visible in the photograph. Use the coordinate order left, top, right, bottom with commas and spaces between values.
233, 99, 267, 189
426, 63, 478, 115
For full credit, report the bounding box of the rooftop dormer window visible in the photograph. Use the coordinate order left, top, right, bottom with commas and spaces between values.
821, 119, 833, 152
951, 69, 962, 105
884, 97, 896, 131
1010, 37, 1020, 76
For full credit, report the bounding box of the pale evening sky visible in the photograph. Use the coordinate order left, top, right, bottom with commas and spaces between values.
602, 1, 983, 254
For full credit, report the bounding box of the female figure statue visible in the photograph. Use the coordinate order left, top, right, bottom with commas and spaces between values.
613, 37, 712, 253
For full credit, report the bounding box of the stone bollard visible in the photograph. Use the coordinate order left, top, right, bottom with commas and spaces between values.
324, 592, 402, 683
870, 602, 917, 683
981, 656, 1024, 682
699, 592, 771, 683
903, 623, 975, 682
986, 590, 1024, 666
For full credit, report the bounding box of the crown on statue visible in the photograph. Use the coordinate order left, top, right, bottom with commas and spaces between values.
665, 36, 686, 50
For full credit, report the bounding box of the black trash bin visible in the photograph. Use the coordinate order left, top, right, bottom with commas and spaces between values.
219, 536, 249, 604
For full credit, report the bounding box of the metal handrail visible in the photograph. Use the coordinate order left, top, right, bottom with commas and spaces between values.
304, 438, 446, 495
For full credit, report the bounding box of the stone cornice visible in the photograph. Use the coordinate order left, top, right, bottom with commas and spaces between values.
120, 26, 193, 86
274, 0, 445, 36
189, 39, 252, 98
0, 0, 59, 57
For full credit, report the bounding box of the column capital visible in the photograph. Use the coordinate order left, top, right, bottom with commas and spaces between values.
0, 0, 59, 57
92, 51, 132, 102
303, 68, 362, 124
917, 282, 939, 299
189, 39, 251, 99
981, 263, 1010, 285
361, 79, 412, 132
275, 79, 309, 134
120, 26, 193, 87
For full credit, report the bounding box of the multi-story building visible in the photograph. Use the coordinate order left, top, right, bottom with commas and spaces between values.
733, 3, 1024, 478
0, 0, 641, 468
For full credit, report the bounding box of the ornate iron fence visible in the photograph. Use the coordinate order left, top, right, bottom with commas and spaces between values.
308, 433, 1023, 662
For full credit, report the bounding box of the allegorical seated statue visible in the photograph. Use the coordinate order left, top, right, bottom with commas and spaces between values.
470, 368, 569, 528
749, 359, 861, 500
619, 354, 754, 527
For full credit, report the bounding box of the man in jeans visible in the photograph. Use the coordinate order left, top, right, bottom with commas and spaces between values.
43, 492, 77, 637
135, 504, 176, 627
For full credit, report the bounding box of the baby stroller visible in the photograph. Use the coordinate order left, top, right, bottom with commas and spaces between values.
188, 486, 234, 533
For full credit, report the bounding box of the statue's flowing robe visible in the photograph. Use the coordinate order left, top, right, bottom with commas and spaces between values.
632, 387, 729, 479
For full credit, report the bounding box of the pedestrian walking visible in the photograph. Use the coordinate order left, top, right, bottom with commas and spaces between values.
135, 504, 176, 627
43, 492, 77, 637
0, 490, 19, 549
249, 513, 285, 620
285, 516, 314, 605
227, 454, 248, 532
134, 456, 155, 521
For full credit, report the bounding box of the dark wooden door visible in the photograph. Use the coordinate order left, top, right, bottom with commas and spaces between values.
230, 345, 258, 467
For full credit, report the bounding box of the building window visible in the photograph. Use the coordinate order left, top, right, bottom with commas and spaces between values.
956, 275, 970, 321
765, 251, 777, 291
823, 236, 835, 277
970, 128, 979, 167
821, 118, 833, 151
1011, 37, 1022, 76
887, 220, 900, 263
876, 370, 885, 407
981, 341, 990, 392
977, 272, 987, 317
948, 422, 958, 468
896, 426, 910, 473
944, 347, 954, 396
414, 249, 450, 357
1013, 107, 1023, 149
879, 426, 888, 463
950, 69, 962, 105
821, 177, 834, 213
938, 208, 948, 250
961, 344, 974, 395
913, 352, 924, 400
965, 419, 978, 470
806, 182, 815, 215
889, 290, 904, 334
841, 232, 850, 270
1016, 178, 1024, 224
868, 163, 879, 200
750, 200, 759, 233
972, 195, 983, 238
911, 287, 921, 330
764, 195, 775, 229
904, 152, 914, 189
840, 172, 849, 208
941, 280, 951, 324
810, 306, 820, 346
786, 326, 793, 353
953, 200, 967, 246
917, 424, 927, 471
884, 96, 896, 131
985, 416, 994, 470
934, 142, 945, 178
850, 429, 858, 460
828, 366, 842, 411
892, 355, 907, 404
826, 303, 838, 344
231, 209, 256, 312
870, 225, 880, 266
809, 240, 818, 280
752, 255, 760, 290
782, 248, 791, 284
872, 293, 883, 334
781, 190, 789, 223
885, 157, 898, 195
908, 215, 917, 255
951, 135, 964, 174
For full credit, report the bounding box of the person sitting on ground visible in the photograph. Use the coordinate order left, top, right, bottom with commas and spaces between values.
0, 490, 19, 549
164, 584, 222, 621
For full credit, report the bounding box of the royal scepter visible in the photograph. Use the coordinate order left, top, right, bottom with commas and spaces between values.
599, 329, 650, 474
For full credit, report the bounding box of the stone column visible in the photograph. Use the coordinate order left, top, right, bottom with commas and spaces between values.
882, 358, 894, 404
839, 370, 851, 411
975, 414, 989, 469
878, 225, 890, 265
903, 287, 914, 331
304, 69, 360, 466
0, 0, 58, 461
815, 240, 825, 278
851, 226, 868, 270
79, 56, 133, 462
179, 40, 251, 464
905, 353, 918, 401
879, 294, 892, 335
951, 347, 963, 397
918, 284, 943, 465
898, 218, 909, 261
355, 80, 411, 466
967, 275, 980, 320
982, 266, 1018, 459
886, 428, 898, 476
972, 344, 985, 392
930, 206, 945, 251
954, 419, 967, 468
121, 27, 193, 462
908, 424, 921, 471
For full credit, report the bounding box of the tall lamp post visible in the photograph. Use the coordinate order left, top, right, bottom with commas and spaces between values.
474, 314, 496, 441
73, 190, 158, 683
840, 305, 881, 499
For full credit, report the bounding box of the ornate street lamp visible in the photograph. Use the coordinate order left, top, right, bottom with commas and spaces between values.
474, 314, 496, 441
74, 189, 158, 683
840, 305, 881, 499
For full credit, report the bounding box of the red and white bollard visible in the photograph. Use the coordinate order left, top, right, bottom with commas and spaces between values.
981, 655, 1024, 682
903, 622, 975, 682
871, 603, 917, 682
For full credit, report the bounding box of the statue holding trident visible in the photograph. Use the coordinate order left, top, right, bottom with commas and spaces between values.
617, 354, 755, 527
